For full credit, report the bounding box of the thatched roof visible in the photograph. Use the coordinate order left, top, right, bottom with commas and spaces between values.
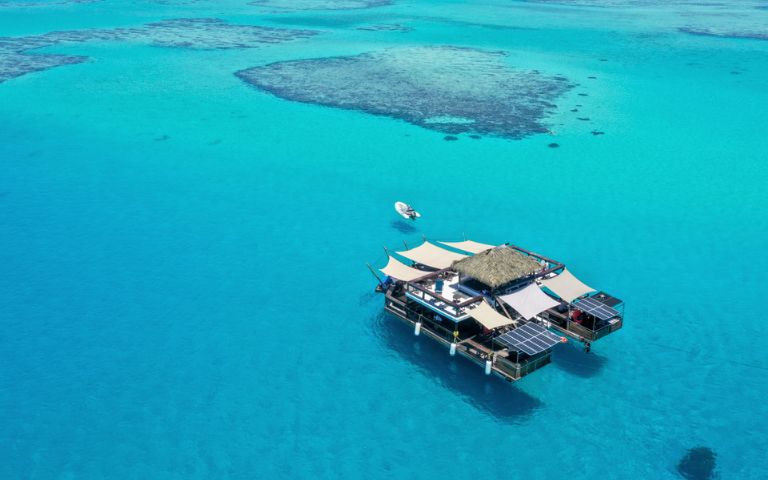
452, 246, 541, 289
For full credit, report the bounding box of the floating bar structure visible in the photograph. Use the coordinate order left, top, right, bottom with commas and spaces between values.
372, 239, 624, 382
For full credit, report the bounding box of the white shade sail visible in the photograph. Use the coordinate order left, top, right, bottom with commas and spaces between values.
439, 240, 497, 255
396, 241, 468, 269
540, 268, 595, 303
499, 283, 561, 320
380, 256, 429, 282
468, 300, 516, 330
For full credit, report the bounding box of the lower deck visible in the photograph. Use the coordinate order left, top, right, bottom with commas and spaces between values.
384, 288, 552, 382
543, 308, 623, 342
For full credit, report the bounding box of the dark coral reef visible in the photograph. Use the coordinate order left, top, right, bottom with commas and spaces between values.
0, 19, 317, 83
236, 46, 572, 139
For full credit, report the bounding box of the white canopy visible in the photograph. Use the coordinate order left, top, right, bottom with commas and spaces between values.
439, 240, 497, 255
380, 256, 429, 282
498, 283, 561, 320
540, 268, 595, 303
396, 241, 468, 269
469, 300, 516, 330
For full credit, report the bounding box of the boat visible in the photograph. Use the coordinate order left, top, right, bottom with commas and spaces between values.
394, 201, 420, 220
368, 239, 624, 382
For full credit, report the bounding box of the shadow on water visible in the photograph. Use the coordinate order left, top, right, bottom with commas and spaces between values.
391, 219, 417, 234
358, 290, 378, 305
371, 312, 542, 423
266, 14, 382, 28
551, 342, 607, 378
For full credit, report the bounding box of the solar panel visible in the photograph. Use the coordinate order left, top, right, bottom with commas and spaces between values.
575, 296, 620, 321
592, 292, 622, 307
495, 323, 562, 356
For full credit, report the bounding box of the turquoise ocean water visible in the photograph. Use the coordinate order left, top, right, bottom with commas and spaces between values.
2, 0, 767, 478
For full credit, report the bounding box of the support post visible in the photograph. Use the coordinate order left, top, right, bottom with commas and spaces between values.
367, 263, 384, 288
494, 295, 516, 323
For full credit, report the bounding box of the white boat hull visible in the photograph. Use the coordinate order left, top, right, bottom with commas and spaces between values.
395, 201, 420, 220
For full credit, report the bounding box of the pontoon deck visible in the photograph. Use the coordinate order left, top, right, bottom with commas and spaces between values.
370, 239, 624, 381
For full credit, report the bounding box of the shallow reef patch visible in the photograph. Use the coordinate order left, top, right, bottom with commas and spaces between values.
679, 26, 768, 40
371, 310, 542, 422
0, 48, 87, 83
356, 23, 412, 32
236, 46, 573, 139
677, 447, 717, 480
0, 19, 317, 83
142, 18, 317, 49
0, 0, 98, 8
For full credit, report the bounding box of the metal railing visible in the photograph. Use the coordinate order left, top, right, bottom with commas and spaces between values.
386, 301, 457, 343
385, 294, 554, 380
566, 321, 617, 341
494, 353, 551, 379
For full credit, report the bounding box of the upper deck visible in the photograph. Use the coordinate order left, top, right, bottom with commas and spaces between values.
376, 239, 624, 346
404, 270, 478, 321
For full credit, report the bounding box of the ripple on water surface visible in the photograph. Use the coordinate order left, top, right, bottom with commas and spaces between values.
0, 19, 318, 83
0, 0, 97, 7
250, 0, 391, 10
679, 26, 768, 41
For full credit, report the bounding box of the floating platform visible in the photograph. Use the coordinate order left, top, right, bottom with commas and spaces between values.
371, 239, 624, 381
